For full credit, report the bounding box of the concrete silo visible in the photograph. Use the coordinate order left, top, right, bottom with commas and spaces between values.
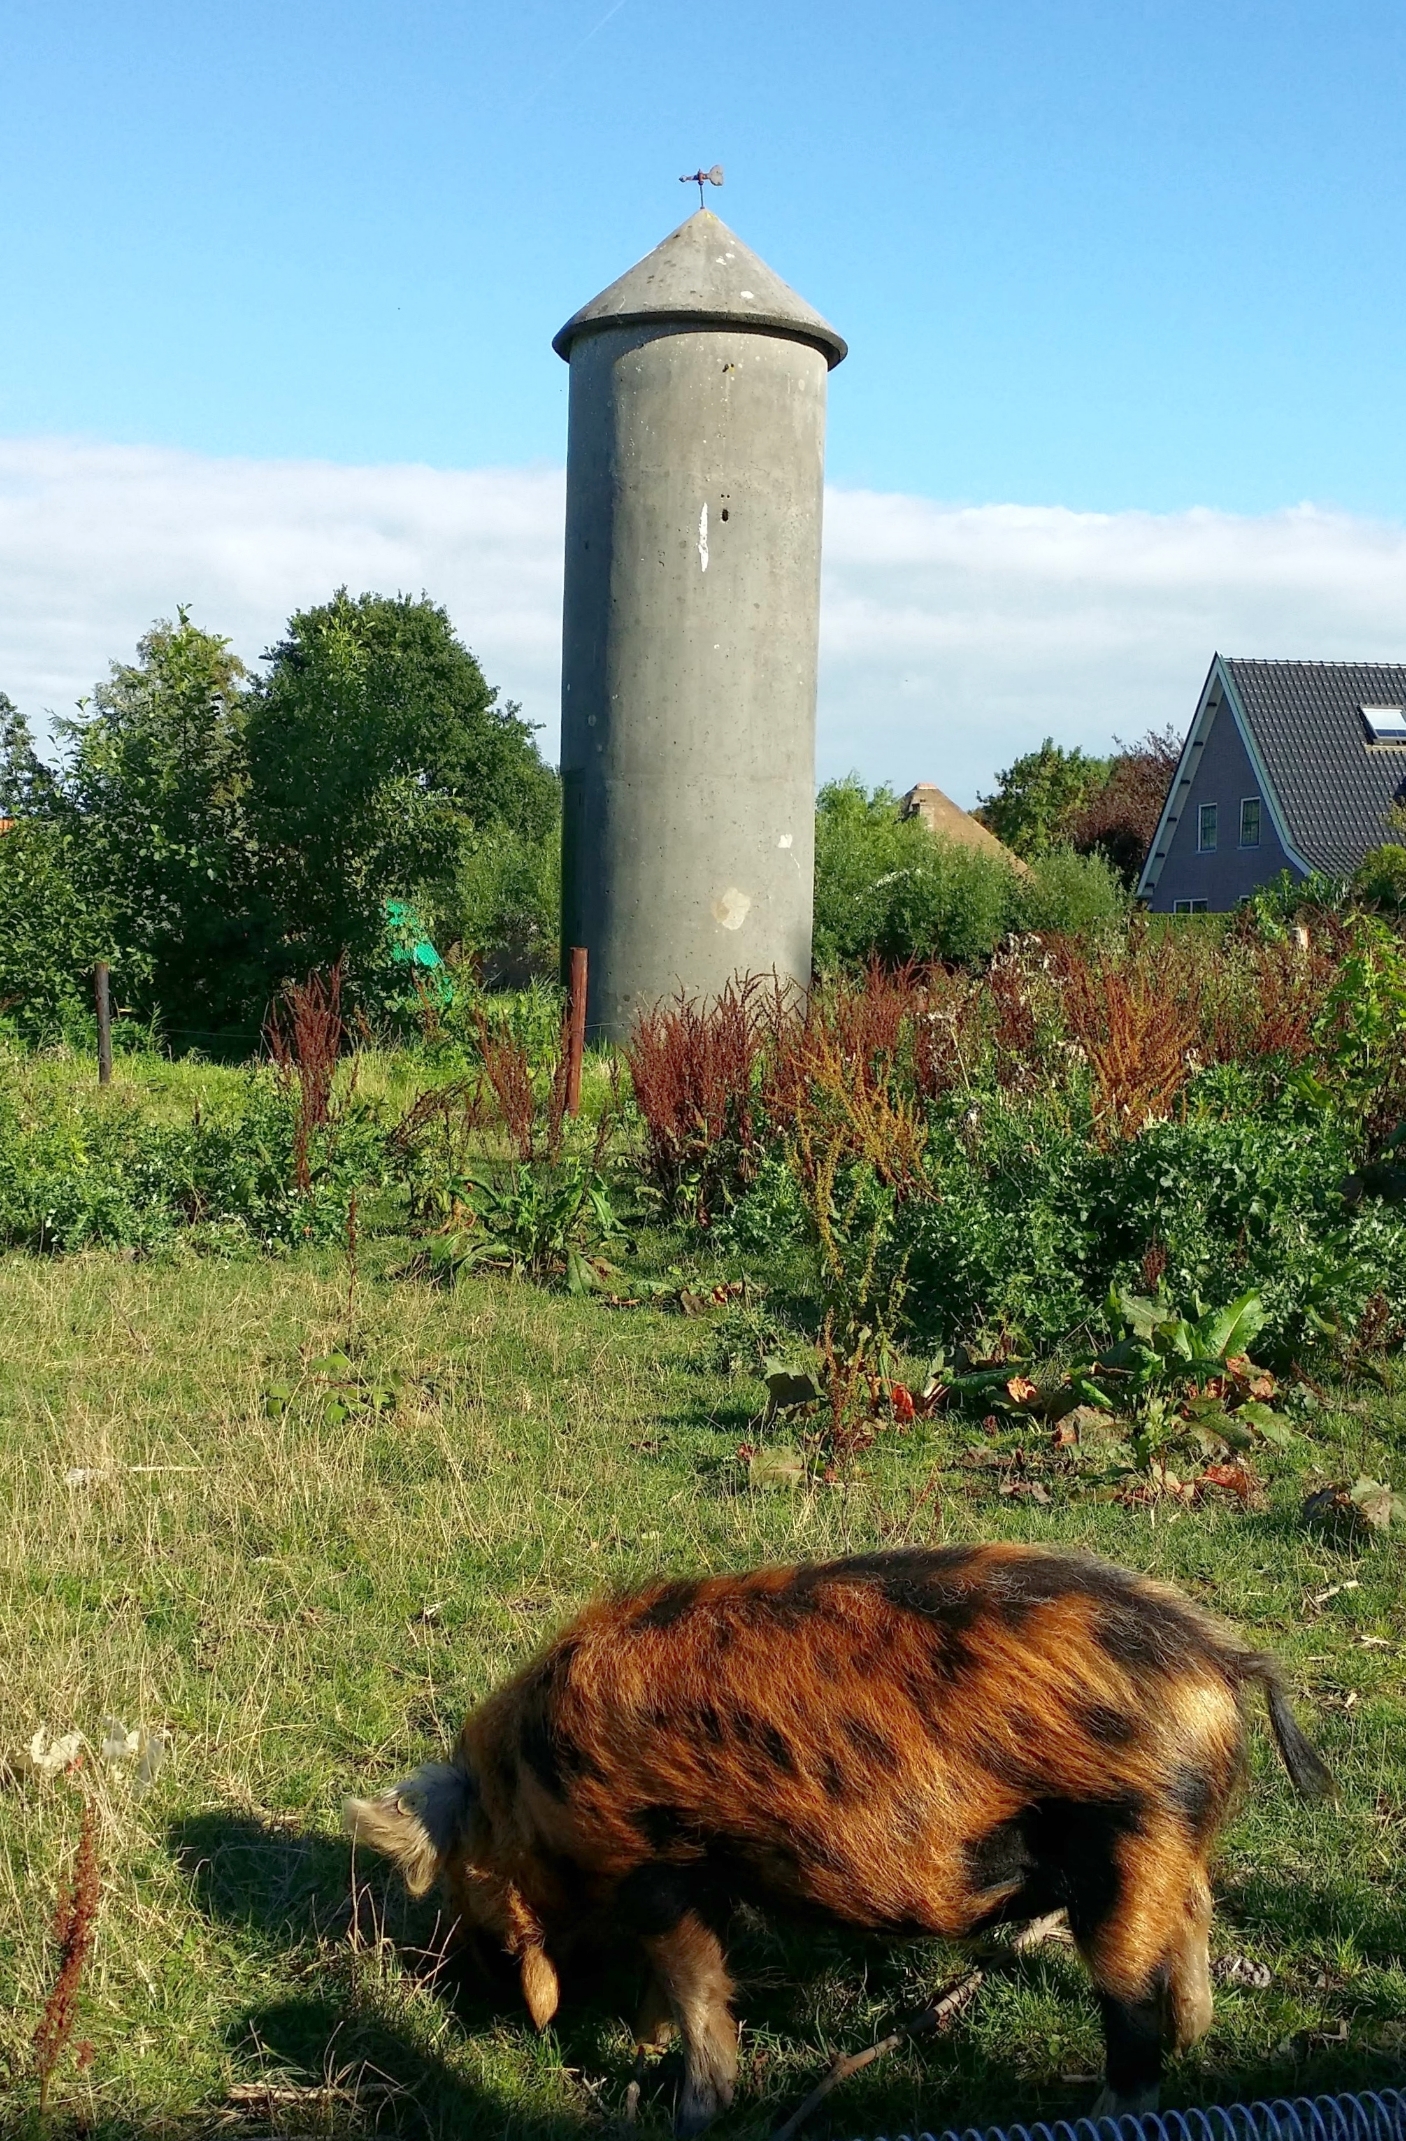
553, 209, 846, 1041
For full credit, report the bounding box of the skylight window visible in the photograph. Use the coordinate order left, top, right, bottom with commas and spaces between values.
1361, 705, 1406, 743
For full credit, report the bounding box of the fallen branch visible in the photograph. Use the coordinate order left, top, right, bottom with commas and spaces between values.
768, 1911, 1068, 2141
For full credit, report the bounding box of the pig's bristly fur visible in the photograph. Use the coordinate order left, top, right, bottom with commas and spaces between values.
347, 1543, 1333, 2135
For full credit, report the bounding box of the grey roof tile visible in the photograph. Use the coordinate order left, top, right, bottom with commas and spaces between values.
1224, 658, 1406, 874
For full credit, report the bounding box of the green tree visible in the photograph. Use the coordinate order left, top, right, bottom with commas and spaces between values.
245, 590, 555, 988
0, 820, 104, 1043
0, 695, 60, 816
977, 738, 1110, 860
54, 612, 258, 1039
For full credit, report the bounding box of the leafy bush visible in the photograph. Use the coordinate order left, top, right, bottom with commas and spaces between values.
436, 819, 561, 987
0, 1074, 387, 1254
1352, 843, 1406, 913
811, 780, 1129, 971
0, 822, 108, 1046
665, 923, 1406, 1364
1014, 846, 1127, 936
813, 779, 1023, 969
407, 976, 567, 1067
804, 1077, 1400, 1362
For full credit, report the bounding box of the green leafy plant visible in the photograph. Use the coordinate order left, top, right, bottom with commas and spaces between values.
410, 1155, 621, 1293
263, 1350, 405, 1426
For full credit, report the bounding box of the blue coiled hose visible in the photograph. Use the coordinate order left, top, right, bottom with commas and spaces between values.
862, 2087, 1406, 2141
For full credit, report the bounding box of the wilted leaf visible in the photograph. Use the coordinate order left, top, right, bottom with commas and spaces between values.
1005, 1375, 1039, 1406
1200, 1460, 1261, 1504
890, 1383, 916, 1423
10, 1727, 85, 1781
100, 1717, 139, 1763
999, 1478, 1050, 1503
1064, 1404, 1120, 1440
133, 1728, 171, 1796
1302, 1483, 1396, 1539
1349, 1477, 1406, 1532
748, 1448, 805, 1491
764, 1369, 820, 1416
1237, 1399, 1293, 1441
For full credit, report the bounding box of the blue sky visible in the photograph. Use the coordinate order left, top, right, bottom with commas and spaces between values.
3, 1, 1406, 796
6, 0, 1405, 512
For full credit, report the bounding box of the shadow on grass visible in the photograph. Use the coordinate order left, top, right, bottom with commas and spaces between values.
144, 1810, 1406, 2141
162, 1809, 659, 2139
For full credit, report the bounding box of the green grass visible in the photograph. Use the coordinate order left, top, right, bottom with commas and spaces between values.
1, 1177, 1404, 2134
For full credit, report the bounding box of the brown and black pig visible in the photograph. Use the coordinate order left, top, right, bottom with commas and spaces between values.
346, 1543, 1333, 2133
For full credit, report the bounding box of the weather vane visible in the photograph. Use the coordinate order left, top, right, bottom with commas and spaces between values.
680, 164, 724, 210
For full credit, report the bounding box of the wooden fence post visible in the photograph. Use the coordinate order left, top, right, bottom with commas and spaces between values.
566, 946, 588, 1116
95, 963, 112, 1087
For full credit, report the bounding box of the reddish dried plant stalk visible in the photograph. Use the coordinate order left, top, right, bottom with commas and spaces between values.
264, 961, 347, 1191
33, 1793, 100, 2116
626, 978, 771, 1218
473, 1011, 538, 1161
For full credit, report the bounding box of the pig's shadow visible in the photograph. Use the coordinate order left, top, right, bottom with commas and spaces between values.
168, 1812, 1405, 2140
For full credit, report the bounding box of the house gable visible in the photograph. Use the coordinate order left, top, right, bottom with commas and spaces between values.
1138, 655, 1304, 911
1141, 655, 1406, 906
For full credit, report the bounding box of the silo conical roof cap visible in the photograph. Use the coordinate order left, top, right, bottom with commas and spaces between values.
553, 209, 846, 367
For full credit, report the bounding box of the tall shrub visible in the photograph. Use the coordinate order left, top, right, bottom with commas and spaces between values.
245, 590, 556, 997
813, 779, 1021, 968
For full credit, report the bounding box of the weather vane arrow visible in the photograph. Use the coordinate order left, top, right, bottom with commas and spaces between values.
680, 164, 724, 210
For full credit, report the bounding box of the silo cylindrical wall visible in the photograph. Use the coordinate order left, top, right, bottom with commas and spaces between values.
560, 320, 828, 1042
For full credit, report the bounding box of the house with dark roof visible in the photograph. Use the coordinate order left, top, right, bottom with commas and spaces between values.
1138, 656, 1406, 912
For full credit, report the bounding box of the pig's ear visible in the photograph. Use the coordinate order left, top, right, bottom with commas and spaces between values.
344, 1762, 475, 1897
520, 1942, 560, 2029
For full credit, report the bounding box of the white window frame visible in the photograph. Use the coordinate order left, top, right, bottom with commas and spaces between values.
1239, 796, 1262, 848
1173, 897, 1209, 915
1197, 803, 1218, 853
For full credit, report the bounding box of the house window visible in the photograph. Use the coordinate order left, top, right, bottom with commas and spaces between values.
1361, 705, 1406, 743
1198, 803, 1218, 852
1240, 797, 1261, 848
1173, 899, 1209, 915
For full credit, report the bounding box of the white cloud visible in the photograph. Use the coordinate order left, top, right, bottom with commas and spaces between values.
3, 437, 1405, 806
0, 437, 565, 738
822, 494, 1406, 801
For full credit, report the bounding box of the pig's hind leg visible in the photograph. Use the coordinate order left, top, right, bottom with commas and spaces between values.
1073, 1814, 1215, 2119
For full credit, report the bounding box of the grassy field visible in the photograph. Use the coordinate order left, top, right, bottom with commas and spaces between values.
1, 1218, 1403, 2141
